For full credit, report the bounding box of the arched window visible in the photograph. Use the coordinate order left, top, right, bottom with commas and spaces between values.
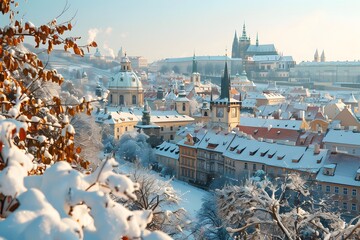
119, 95, 124, 105
182, 102, 186, 112
110, 94, 113, 104
132, 95, 137, 105
204, 111, 208, 117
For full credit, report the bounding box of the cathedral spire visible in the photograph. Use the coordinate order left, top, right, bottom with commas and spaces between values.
321, 50, 326, 62
231, 30, 239, 58
314, 49, 319, 62
242, 23, 247, 38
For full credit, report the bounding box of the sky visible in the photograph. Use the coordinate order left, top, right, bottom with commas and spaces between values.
9, 0, 360, 62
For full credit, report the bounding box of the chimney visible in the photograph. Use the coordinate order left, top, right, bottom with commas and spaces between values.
104, 107, 108, 114
314, 143, 320, 155
299, 110, 305, 120
331, 146, 338, 154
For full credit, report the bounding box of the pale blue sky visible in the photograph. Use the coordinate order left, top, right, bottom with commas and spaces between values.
12, 0, 360, 62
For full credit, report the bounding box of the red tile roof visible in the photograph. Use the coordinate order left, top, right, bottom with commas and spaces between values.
238, 125, 300, 143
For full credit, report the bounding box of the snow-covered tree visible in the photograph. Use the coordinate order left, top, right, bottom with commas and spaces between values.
194, 193, 231, 240
0, 1, 171, 239
122, 167, 191, 239
216, 174, 360, 239
117, 130, 155, 165
70, 113, 103, 168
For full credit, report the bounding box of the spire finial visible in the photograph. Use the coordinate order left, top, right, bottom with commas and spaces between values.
242, 22, 247, 38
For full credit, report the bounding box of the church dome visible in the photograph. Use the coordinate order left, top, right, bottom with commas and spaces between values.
108, 54, 143, 90
239, 70, 250, 83
108, 71, 143, 90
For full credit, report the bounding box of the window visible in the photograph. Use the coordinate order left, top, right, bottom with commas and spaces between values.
182, 103, 186, 112
110, 94, 113, 104
161, 127, 164, 131
244, 163, 248, 169
352, 189, 357, 196
343, 202, 347, 210
253, 164, 256, 171
326, 186, 331, 192
334, 201, 339, 207
318, 184, 322, 191
119, 95, 124, 105
170, 126, 173, 131
335, 186, 339, 194
125, 127, 128, 131
117, 128, 119, 132
352, 203, 357, 211
132, 95, 137, 105
204, 111, 208, 117
170, 135, 174, 140
344, 188, 348, 195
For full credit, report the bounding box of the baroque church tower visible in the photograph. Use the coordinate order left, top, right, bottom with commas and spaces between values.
210, 60, 241, 131
190, 54, 201, 86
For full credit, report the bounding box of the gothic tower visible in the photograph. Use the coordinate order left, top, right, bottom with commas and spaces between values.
210, 60, 241, 131
231, 31, 239, 58
239, 23, 251, 59
321, 50, 326, 62
314, 49, 319, 62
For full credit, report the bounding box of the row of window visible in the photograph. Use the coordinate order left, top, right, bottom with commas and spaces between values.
244, 162, 266, 171
181, 157, 195, 167
334, 201, 357, 211
319, 185, 357, 196
109, 95, 137, 105
180, 148, 196, 157
225, 166, 235, 176
181, 167, 194, 179
116, 126, 132, 132
160, 126, 174, 131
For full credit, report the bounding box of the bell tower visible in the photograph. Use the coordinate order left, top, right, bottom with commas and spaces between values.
175, 82, 190, 116
210, 60, 241, 131
190, 53, 201, 86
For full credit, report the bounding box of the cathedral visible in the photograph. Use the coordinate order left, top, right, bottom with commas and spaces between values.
231, 23, 278, 59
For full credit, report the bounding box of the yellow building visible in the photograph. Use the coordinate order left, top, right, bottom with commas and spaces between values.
94, 107, 194, 142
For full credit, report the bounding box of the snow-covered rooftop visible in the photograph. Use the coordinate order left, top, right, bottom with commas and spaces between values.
154, 141, 179, 159
223, 136, 327, 173
197, 130, 236, 153
323, 129, 360, 146
247, 44, 277, 53
316, 153, 360, 187
94, 107, 194, 125
240, 117, 303, 130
